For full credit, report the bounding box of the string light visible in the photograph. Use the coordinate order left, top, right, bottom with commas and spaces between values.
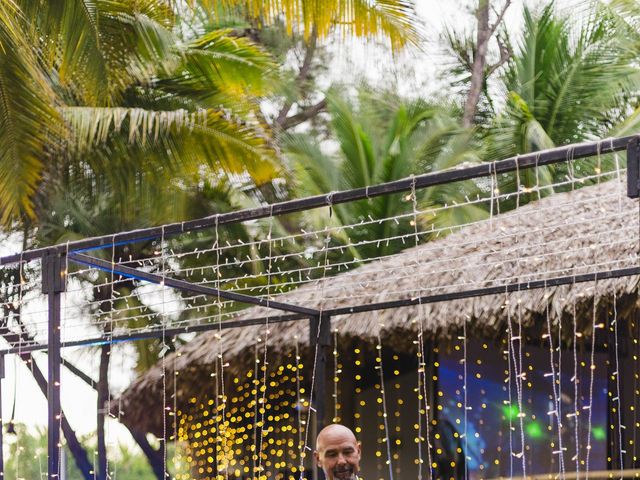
572, 289, 580, 474
613, 292, 625, 470
374, 325, 394, 480
585, 280, 599, 473
332, 328, 340, 424
160, 226, 170, 479
0, 147, 637, 480
257, 208, 276, 480
545, 285, 565, 477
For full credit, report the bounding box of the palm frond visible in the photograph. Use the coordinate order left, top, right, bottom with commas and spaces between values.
179, 29, 276, 96
206, 0, 423, 50
327, 95, 376, 188
491, 2, 638, 161
61, 106, 278, 184
284, 133, 341, 196
0, 1, 61, 225
39, 0, 177, 104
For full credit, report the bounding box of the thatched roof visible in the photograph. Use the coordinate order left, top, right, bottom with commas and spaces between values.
117, 178, 640, 435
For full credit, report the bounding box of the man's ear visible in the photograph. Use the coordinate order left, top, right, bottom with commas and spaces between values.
356, 441, 362, 456
314, 450, 320, 467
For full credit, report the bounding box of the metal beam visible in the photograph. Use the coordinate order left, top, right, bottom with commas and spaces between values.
628, 137, 640, 198
0, 313, 305, 356
1, 265, 637, 356
326, 266, 640, 317
0, 355, 5, 476
1, 135, 636, 266
68, 252, 320, 317
42, 252, 65, 480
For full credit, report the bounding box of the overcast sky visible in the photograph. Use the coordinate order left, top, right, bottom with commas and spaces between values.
326, 0, 591, 98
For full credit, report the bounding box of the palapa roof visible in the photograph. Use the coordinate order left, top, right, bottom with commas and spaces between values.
118, 177, 640, 435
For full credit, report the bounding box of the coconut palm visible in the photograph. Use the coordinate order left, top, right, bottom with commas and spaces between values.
482, 2, 639, 200
0, 0, 279, 228
489, 4, 636, 154
598, 0, 640, 138
285, 90, 488, 262
438, 2, 640, 208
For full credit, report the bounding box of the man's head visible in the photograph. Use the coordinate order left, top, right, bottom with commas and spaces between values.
314, 424, 361, 480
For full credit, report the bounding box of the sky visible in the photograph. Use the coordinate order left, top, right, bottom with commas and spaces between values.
0, 0, 594, 469
326, 0, 590, 98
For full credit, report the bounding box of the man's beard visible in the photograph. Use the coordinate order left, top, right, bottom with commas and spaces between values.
331, 466, 359, 480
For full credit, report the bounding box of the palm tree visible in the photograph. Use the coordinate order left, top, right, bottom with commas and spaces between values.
0, 1, 60, 224
598, 0, 640, 138
441, 2, 640, 207
198, 0, 423, 48
285, 90, 488, 263
489, 3, 636, 154
1, 0, 279, 228
482, 2, 639, 200
184, 0, 425, 131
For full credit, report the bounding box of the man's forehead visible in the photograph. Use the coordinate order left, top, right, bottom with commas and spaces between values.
321, 440, 358, 452
317, 425, 358, 450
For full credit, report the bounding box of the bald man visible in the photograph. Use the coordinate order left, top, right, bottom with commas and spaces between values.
314, 424, 362, 480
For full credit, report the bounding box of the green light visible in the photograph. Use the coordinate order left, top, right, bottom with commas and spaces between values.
592, 426, 606, 441
526, 421, 543, 439
502, 405, 519, 420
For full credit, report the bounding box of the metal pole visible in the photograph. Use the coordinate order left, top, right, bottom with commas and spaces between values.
310, 314, 331, 480
43, 253, 65, 480
627, 137, 640, 198
0, 355, 5, 477
1, 135, 636, 267
68, 252, 320, 317
2, 264, 639, 358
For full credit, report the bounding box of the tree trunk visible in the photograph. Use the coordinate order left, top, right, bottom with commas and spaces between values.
0, 317, 94, 479
275, 28, 318, 130
22, 353, 94, 479
462, 0, 491, 128
128, 428, 166, 480
97, 343, 111, 480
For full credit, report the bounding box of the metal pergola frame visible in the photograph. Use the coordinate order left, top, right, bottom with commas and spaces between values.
1, 135, 639, 479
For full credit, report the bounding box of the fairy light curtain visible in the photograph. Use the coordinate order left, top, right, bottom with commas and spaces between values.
0, 139, 639, 479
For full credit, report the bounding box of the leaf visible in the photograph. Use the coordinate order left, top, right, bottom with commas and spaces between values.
0, 1, 61, 224
179, 29, 276, 96
61, 106, 278, 185
212, 0, 424, 50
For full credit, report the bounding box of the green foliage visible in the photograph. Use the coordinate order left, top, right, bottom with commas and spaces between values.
0, 0, 279, 227
0, 1, 61, 223
3, 424, 156, 479
286, 89, 488, 260
208, 0, 424, 49
488, 3, 637, 155
467, 2, 640, 207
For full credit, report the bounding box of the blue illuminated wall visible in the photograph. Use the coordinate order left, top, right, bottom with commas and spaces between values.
438, 341, 607, 478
